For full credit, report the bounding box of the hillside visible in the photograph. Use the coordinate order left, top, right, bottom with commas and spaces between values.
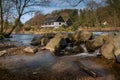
23, 9, 78, 31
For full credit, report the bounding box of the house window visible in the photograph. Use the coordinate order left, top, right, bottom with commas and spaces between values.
59, 23, 61, 25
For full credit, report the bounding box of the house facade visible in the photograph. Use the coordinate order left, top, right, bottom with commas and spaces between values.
41, 16, 66, 28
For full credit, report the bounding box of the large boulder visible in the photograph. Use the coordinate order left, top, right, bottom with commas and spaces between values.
100, 40, 115, 60
100, 34, 119, 60
45, 35, 67, 52
73, 31, 92, 44
55, 33, 73, 43
86, 33, 113, 52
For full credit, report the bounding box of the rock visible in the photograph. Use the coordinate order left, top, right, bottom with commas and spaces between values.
40, 47, 46, 50
43, 33, 56, 39
113, 34, 120, 62
31, 36, 43, 46
58, 45, 84, 55
0, 35, 4, 40
31, 35, 50, 46
55, 33, 73, 43
113, 34, 120, 49
73, 31, 92, 44
45, 35, 67, 52
86, 34, 110, 52
0, 50, 7, 56
86, 39, 103, 52
24, 47, 38, 53
85, 40, 97, 52
40, 37, 49, 46
100, 34, 118, 60
64, 33, 74, 43
100, 40, 115, 60
80, 31, 93, 41
114, 49, 120, 62
72, 46, 84, 54
32, 72, 37, 75
31, 33, 55, 46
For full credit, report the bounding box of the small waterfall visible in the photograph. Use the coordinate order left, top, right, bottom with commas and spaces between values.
69, 44, 100, 57
80, 44, 88, 53
94, 49, 101, 56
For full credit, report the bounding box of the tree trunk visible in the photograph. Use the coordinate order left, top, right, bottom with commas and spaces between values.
4, 16, 21, 37
0, 0, 4, 33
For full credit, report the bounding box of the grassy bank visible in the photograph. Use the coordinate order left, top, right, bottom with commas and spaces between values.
13, 27, 120, 34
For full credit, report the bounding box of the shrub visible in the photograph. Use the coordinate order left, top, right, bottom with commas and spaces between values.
24, 26, 31, 31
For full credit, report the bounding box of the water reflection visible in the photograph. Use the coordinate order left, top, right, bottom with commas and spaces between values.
10, 34, 35, 46
0, 51, 57, 70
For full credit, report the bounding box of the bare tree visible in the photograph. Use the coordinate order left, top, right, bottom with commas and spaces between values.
0, 0, 50, 37
66, 0, 84, 7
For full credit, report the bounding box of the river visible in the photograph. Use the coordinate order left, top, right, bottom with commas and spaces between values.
2, 31, 116, 46
0, 32, 119, 80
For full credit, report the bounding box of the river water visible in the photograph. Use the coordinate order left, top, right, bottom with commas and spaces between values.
3, 31, 116, 46
10, 34, 35, 46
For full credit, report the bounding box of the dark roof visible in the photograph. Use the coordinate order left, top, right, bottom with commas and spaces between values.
42, 16, 65, 24
66, 19, 72, 26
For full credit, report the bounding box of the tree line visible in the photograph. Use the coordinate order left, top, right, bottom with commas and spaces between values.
76, 0, 120, 28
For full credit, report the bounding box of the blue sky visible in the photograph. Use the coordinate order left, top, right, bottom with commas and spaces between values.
21, 0, 101, 23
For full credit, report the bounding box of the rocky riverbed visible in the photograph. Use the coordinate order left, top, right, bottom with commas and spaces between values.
0, 31, 120, 80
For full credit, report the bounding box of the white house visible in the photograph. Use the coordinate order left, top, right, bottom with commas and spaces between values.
41, 16, 66, 28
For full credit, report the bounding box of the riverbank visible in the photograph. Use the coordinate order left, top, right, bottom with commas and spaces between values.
13, 27, 120, 34
78, 27, 120, 32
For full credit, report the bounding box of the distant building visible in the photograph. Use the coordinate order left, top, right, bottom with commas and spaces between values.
66, 19, 72, 26
41, 16, 65, 28
41, 16, 72, 28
